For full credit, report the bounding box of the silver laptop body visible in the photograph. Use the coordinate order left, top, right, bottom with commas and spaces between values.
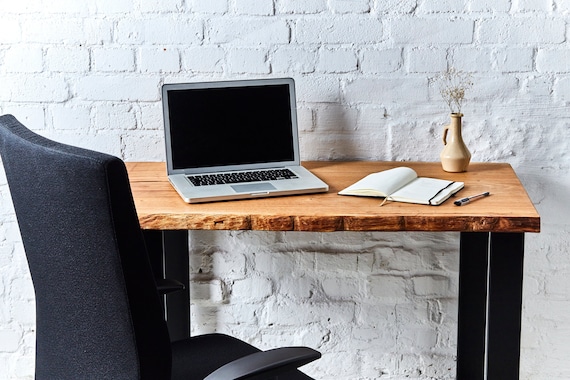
162, 78, 329, 203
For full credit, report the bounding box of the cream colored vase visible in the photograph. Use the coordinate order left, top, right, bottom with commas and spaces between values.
440, 113, 471, 172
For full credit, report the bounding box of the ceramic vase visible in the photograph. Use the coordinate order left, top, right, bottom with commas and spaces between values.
440, 113, 471, 172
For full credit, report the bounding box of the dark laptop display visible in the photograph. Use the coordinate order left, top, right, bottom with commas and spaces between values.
167, 84, 295, 170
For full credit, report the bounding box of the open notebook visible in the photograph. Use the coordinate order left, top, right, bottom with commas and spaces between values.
162, 78, 329, 203
338, 167, 464, 206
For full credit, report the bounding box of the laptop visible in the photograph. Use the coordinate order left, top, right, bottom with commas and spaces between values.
161, 78, 329, 203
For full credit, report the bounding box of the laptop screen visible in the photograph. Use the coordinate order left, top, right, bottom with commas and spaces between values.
164, 80, 297, 172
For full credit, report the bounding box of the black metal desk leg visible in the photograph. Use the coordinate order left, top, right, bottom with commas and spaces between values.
143, 230, 190, 342
486, 232, 525, 380
457, 232, 490, 380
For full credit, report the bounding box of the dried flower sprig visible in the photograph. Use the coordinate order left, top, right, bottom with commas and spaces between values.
437, 68, 473, 114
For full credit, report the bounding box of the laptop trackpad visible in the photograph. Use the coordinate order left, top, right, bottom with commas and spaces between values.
231, 182, 276, 193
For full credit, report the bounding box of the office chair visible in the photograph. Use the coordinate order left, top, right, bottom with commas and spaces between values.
0, 114, 320, 380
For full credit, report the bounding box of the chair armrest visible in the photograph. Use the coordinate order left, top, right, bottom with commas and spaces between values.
204, 346, 320, 380
156, 278, 185, 295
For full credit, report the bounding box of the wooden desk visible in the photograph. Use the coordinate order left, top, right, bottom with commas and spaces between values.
126, 161, 540, 380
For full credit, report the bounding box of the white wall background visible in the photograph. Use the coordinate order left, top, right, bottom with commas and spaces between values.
0, 1, 569, 379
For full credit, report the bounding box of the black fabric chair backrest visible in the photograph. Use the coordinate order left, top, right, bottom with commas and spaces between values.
0, 115, 171, 379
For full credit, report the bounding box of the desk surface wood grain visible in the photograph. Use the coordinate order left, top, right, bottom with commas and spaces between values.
125, 161, 540, 233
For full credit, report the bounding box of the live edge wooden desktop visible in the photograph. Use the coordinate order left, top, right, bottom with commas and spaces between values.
126, 161, 540, 380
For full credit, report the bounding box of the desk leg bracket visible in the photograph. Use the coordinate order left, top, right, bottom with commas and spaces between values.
143, 230, 190, 342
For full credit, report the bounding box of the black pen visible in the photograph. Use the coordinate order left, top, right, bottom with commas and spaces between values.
454, 191, 490, 206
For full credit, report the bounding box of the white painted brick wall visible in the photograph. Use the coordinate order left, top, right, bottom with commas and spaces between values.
45, 47, 90, 73
92, 47, 135, 72
1, 1, 569, 379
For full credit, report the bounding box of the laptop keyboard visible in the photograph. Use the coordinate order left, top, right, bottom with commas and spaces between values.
187, 169, 298, 187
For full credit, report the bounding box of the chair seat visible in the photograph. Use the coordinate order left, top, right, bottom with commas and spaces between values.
171, 333, 314, 380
